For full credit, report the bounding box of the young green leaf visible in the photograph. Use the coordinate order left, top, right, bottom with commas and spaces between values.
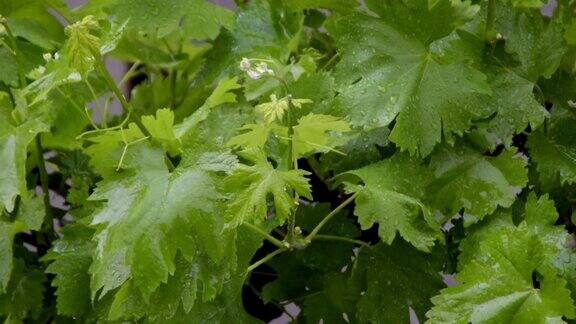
225, 148, 312, 226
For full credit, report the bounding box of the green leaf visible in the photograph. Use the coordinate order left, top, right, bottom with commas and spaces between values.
292, 113, 350, 158
331, 0, 491, 156
255, 94, 312, 126
427, 226, 575, 323
83, 123, 145, 176
528, 105, 576, 189
44, 224, 95, 317
460, 193, 576, 293
427, 144, 528, 225
495, 2, 566, 81
0, 107, 48, 212
0, 194, 44, 292
0, 260, 45, 321
342, 153, 442, 251
354, 241, 445, 323
142, 108, 181, 156
88, 143, 229, 300
470, 70, 548, 148
64, 15, 101, 76
226, 123, 272, 149
505, 0, 545, 8
225, 148, 312, 226
173, 76, 241, 139
107, 0, 234, 39
0, 0, 65, 50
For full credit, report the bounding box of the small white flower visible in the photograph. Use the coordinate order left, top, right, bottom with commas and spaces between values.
36, 66, 46, 74
254, 62, 274, 76
247, 69, 262, 80
43, 53, 53, 62
239, 58, 251, 71
67, 72, 82, 82
54, 52, 61, 60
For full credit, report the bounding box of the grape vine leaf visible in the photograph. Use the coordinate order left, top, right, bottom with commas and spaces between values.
426, 226, 575, 323
341, 153, 442, 251
495, 2, 566, 81
0, 106, 48, 212
0, 259, 45, 321
142, 108, 181, 157
107, 0, 235, 39
224, 148, 312, 226
44, 224, 95, 317
427, 144, 528, 226
459, 193, 576, 293
64, 15, 101, 76
353, 240, 445, 323
0, 0, 65, 50
331, 0, 491, 156
292, 113, 350, 158
0, 194, 44, 292
88, 143, 230, 300
528, 105, 576, 189
173, 76, 241, 139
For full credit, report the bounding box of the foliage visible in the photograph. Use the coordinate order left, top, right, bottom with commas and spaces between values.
0, 0, 575, 322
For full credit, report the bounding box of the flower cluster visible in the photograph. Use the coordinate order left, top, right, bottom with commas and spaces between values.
239, 58, 274, 80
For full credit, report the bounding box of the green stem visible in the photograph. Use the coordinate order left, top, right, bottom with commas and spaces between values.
485, 0, 497, 42
315, 234, 371, 248
306, 192, 359, 242
35, 137, 53, 222
246, 248, 287, 273
4, 23, 26, 87
243, 222, 288, 249
96, 59, 132, 115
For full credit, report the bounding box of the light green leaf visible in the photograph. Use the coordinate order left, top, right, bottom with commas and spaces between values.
0, 108, 48, 212
225, 148, 312, 226
226, 123, 272, 149
88, 143, 229, 300
292, 113, 350, 158
142, 108, 181, 156
255, 94, 312, 125
342, 153, 442, 251
64, 15, 101, 76
174, 76, 241, 139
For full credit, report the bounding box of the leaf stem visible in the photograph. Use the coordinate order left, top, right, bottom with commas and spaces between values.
485, 0, 497, 42
35, 136, 53, 222
314, 234, 370, 248
96, 59, 132, 115
243, 222, 288, 249
246, 248, 287, 273
306, 192, 359, 242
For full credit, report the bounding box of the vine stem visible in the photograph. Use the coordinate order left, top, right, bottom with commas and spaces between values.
246, 248, 287, 273
35, 137, 53, 221
485, 0, 497, 42
315, 234, 370, 248
306, 191, 359, 242
243, 223, 288, 249
96, 59, 132, 115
